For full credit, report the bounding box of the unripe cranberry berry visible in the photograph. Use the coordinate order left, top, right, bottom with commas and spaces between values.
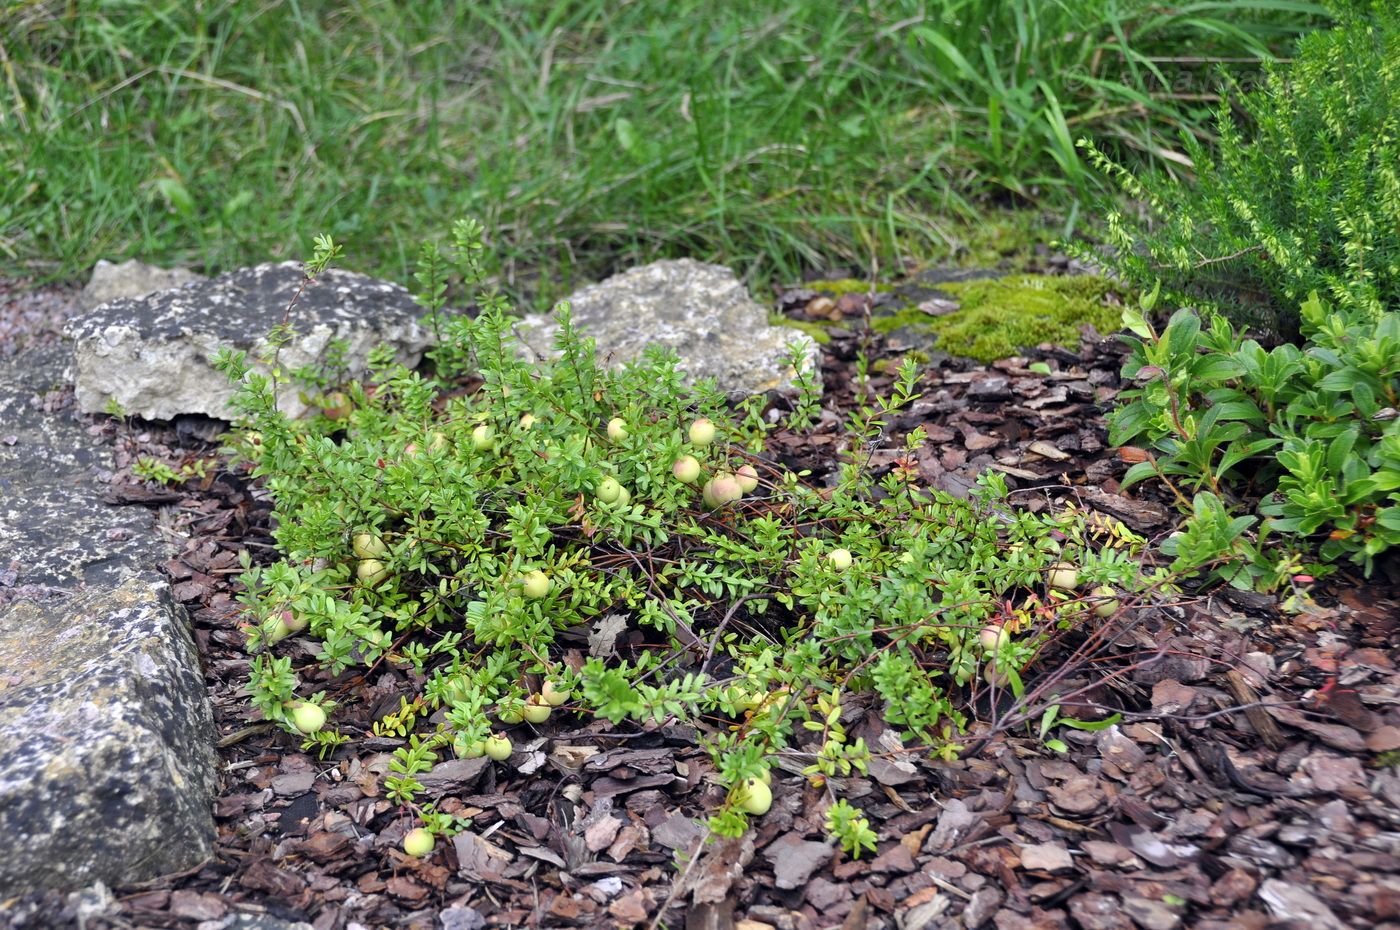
672, 456, 701, 484
688, 418, 716, 446
402, 827, 435, 858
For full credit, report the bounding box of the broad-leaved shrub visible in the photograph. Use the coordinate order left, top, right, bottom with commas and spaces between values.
1112, 288, 1400, 580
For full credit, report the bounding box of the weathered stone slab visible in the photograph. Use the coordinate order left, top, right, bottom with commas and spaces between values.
0, 574, 220, 895
67, 261, 433, 420
80, 258, 204, 311
517, 259, 819, 396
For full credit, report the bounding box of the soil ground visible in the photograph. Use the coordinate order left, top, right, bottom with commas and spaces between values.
3, 273, 1399, 930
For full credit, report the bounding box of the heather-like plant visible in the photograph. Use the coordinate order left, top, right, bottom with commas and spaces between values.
216, 221, 1158, 850
1075, 2, 1400, 334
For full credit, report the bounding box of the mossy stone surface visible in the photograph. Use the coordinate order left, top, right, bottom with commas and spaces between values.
874, 273, 1120, 363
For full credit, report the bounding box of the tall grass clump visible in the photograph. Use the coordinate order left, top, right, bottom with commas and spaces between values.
2, 1, 1323, 293
886, 0, 1327, 202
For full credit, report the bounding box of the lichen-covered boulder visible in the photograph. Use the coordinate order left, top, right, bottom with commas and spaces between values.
80, 258, 204, 311
0, 574, 220, 895
67, 261, 434, 420
516, 259, 819, 396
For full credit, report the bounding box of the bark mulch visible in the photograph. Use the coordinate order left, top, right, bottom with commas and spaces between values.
4, 273, 1399, 930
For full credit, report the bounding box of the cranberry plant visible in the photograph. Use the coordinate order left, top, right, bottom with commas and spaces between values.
215, 220, 1159, 854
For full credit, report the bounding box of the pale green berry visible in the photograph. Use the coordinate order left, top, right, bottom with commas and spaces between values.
523, 696, 552, 724
541, 680, 572, 706
672, 456, 701, 484
736, 778, 772, 815
1048, 563, 1079, 591
352, 533, 388, 559
402, 827, 435, 858
1092, 585, 1119, 617
979, 624, 1010, 651
688, 418, 716, 446
454, 734, 484, 759
521, 570, 550, 599
291, 702, 326, 735
483, 734, 513, 761
357, 558, 388, 587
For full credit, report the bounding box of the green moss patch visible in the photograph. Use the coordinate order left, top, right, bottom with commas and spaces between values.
912, 274, 1122, 363
768, 313, 833, 345
804, 278, 892, 296
870, 306, 937, 336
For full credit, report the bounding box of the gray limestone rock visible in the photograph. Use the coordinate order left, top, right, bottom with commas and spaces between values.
67, 261, 433, 420
516, 259, 819, 396
0, 340, 173, 598
80, 258, 204, 311
0, 574, 220, 895
0, 299, 217, 894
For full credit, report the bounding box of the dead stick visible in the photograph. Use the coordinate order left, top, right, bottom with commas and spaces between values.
1224, 669, 1285, 750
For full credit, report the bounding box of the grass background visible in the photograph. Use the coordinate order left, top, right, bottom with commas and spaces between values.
1, 0, 1326, 300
